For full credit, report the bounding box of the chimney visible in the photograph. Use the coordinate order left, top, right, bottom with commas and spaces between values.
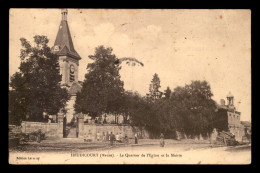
220, 99, 225, 106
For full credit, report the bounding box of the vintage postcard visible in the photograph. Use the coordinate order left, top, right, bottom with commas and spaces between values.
9, 9, 251, 164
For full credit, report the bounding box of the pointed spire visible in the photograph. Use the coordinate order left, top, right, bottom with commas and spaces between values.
52, 9, 81, 60
61, 9, 68, 21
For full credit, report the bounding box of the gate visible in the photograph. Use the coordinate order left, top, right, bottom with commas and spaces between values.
65, 116, 78, 138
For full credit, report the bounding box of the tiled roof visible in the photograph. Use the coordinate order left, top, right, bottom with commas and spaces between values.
52, 20, 81, 60
69, 82, 82, 95
216, 104, 240, 114
216, 104, 228, 110
241, 121, 251, 127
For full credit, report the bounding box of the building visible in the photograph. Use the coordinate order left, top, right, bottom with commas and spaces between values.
240, 120, 251, 142
215, 92, 245, 141
51, 9, 82, 123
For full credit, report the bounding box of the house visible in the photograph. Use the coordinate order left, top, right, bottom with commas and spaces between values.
215, 92, 245, 141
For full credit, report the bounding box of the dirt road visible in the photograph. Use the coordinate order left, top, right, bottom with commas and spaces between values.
9, 139, 251, 164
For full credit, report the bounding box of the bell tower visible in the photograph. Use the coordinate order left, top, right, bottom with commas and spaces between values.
52, 9, 82, 125
226, 92, 235, 109
52, 8, 81, 87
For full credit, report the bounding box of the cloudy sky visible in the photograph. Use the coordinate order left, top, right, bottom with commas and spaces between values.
9, 9, 251, 121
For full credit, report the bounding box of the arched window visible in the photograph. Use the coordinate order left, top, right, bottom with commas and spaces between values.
70, 64, 75, 82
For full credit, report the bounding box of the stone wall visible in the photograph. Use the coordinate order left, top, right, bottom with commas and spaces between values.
227, 111, 241, 127
229, 124, 245, 142
227, 110, 245, 142
21, 121, 59, 137
81, 124, 150, 141
9, 125, 22, 134
20, 118, 150, 140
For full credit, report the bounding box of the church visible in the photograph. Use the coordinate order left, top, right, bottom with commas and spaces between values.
51, 9, 82, 124
51, 9, 125, 125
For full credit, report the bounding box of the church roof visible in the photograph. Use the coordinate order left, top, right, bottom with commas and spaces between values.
52, 20, 81, 60
69, 82, 82, 95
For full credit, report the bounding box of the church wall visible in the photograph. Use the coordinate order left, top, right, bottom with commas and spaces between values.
67, 60, 78, 85
58, 56, 66, 84
58, 57, 79, 85
64, 60, 69, 84
65, 95, 76, 124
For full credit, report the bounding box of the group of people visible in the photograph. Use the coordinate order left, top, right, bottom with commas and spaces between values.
108, 132, 130, 146
86, 130, 165, 147
92, 131, 129, 145
95, 131, 141, 146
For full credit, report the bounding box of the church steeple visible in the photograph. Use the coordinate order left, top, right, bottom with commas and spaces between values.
61, 9, 68, 21
52, 9, 81, 60
52, 9, 81, 87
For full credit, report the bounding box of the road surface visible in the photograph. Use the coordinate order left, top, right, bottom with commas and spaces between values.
9, 139, 251, 164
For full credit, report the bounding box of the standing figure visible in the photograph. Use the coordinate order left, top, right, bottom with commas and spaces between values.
76, 122, 79, 138
176, 131, 181, 141
106, 131, 109, 141
97, 131, 101, 141
115, 133, 119, 143
119, 133, 122, 142
160, 133, 165, 147
110, 132, 114, 146
124, 135, 129, 145
102, 132, 106, 142
135, 133, 138, 144
87, 130, 92, 142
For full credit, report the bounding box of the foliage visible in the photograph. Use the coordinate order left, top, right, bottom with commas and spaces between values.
214, 109, 229, 132
164, 87, 172, 99
129, 80, 217, 138
148, 73, 162, 100
150, 73, 161, 92
9, 35, 70, 124
117, 57, 144, 66
74, 46, 124, 118
170, 81, 217, 137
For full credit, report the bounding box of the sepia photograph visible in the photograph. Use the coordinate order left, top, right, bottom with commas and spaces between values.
9, 8, 251, 164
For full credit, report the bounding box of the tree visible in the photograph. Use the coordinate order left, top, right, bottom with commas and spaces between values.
116, 57, 144, 67
149, 73, 162, 100
164, 87, 172, 99
9, 88, 27, 125
9, 35, 70, 124
170, 81, 217, 137
74, 46, 124, 119
126, 79, 217, 139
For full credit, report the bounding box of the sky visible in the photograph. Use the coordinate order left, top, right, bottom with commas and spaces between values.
9, 9, 251, 121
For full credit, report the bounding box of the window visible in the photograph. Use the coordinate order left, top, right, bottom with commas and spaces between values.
70, 64, 75, 82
